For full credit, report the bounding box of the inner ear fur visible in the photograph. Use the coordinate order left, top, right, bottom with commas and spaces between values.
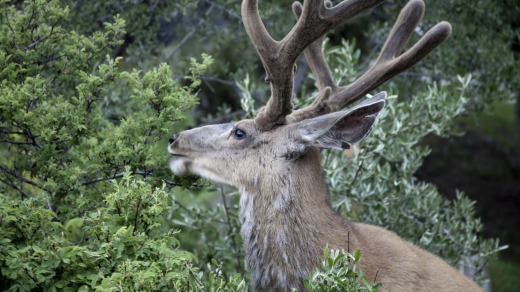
297, 92, 386, 150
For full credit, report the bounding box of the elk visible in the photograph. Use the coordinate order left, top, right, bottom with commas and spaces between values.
168, 0, 481, 291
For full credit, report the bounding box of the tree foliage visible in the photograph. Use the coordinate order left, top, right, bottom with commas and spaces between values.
374, 0, 518, 109
0, 0, 222, 290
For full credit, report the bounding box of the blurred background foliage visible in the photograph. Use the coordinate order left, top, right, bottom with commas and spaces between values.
0, 0, 518, 291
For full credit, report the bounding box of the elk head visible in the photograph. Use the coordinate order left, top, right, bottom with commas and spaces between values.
168, 92, 386, 189
168, 0, 451, 192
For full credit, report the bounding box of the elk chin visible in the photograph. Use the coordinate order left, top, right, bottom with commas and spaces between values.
169, 156, 193, 175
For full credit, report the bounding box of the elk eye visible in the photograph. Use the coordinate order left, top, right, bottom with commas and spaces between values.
233, 128, 246, 140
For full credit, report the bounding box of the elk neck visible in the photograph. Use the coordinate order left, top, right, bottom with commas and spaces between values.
237, 147, 352, 290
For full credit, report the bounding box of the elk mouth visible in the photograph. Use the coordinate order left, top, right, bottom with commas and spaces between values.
167, 144, 189, 158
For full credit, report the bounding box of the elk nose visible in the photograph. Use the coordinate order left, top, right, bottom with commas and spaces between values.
168, 134, 179, 144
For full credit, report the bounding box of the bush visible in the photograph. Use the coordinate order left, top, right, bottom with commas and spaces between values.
304, 247, 381, 292
0, 1, 222, 290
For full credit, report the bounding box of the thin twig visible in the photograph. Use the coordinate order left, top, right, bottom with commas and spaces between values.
347, 231, 350, 264
202, 0, 241, 20
347, 160, 364, 195
24, 39, 41, 51
172, 198, 228, 225
166, 0, 217, 60
171, 198, 192, 213
4, 12, 18, 49
0, 177, 31, 198
188, 264, 206, 291
82, 171, 149, 186
166, 28, 195, 60
337, 159, 364, 213
0, 139, 36, 146
11, 121, 41, 149
0, 165, 46, 191
0, 131, 25, 135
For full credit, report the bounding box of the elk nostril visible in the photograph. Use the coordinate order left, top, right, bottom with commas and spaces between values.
168, 134, 179, 144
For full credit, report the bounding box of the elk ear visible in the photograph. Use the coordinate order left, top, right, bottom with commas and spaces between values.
296, 92, 386, 150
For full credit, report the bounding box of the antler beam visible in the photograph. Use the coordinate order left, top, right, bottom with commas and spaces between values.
242, 0, 386, 131
287, 0, 452, 123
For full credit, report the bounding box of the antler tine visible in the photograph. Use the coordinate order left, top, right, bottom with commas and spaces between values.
287, 0, 452, 124
242, 0, 385, 131
292, 2, 337, 93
